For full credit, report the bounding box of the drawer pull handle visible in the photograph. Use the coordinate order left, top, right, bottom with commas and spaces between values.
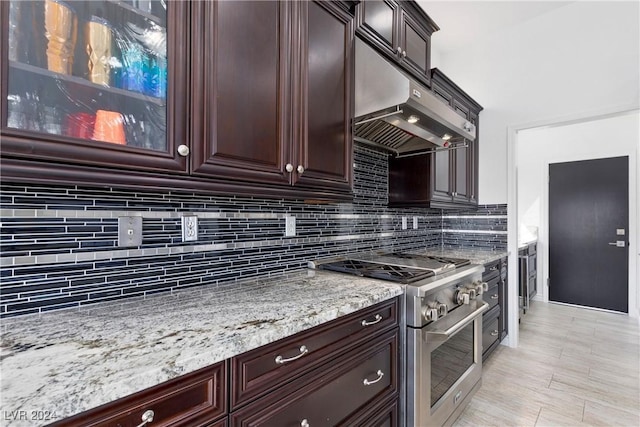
491, 294, 499, 299
363, 370, 384, 386
301, 419, 310, 427
136, 410, 154, 427
275, 345, 308, 364
361, 314, 383, 326
491, 330, 499, 336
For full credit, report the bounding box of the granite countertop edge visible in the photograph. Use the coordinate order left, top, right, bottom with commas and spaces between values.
0, 270, 404, 425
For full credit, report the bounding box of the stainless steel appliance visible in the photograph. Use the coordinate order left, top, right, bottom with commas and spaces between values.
354, 39, 476, 156
310, 252, 487, 427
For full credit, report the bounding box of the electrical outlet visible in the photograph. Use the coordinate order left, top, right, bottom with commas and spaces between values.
285, 215, 296, 237
413, 216, 419, 229
181, 216, 198, 242
118, 216, 143, 247
402, 217, 408, 230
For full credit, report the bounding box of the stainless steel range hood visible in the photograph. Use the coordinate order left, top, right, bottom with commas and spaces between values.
355, 39, 475, 155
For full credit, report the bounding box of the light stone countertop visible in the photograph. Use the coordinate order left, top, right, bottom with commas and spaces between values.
420, 248, 509, 265
0, 270, 403, 426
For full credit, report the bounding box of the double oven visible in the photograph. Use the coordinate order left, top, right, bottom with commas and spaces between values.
313, 252, 487, 426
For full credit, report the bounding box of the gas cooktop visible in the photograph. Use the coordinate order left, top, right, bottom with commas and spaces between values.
314, 252, 472, 284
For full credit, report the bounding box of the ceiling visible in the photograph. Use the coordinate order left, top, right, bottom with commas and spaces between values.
417, 1, 574, 54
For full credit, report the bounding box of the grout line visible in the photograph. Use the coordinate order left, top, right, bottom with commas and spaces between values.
534, 406, 543, 426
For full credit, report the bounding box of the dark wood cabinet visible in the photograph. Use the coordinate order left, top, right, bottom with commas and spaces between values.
354, 0, 399, 60
230, 297, 398, 409
292, 0, 354, 194
1, 0, 353, 201
355, 0, 438, 88
388, 68, 482, 208
0, 1, 190, 174
230, 298, 400, 426
191, 0, 290, 187
51, 361, 228, 427
429, 69, 481, 207
482, 257, 508, 361
230, 329, 398, 427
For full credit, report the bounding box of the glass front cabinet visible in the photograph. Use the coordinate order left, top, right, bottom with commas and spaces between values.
1, 1, 355, 201
1, 0, 189, 175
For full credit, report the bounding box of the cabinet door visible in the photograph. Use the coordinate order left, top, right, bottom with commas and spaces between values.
190, 1, 290, 185
1, 0, 188, 172
452, 101, 471, 203
429, 82, 453, 203
355, 0, 399, 59
399, 10, 431, 86
468, 111, 479, 204
431, 150, 452, 202
292, 1, 353, 193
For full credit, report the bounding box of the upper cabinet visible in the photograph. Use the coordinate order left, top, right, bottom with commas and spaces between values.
389, 68, 482, 209
1, 0, 354, 201
1, 0, 189, 173
355, 0, 438, 87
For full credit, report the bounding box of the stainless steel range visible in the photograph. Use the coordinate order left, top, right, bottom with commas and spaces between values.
311, 252, 488, 427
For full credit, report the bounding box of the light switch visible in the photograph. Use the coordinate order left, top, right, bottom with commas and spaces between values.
118, 216, 143, 247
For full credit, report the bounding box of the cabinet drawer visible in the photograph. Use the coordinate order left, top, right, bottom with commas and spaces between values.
231, 298, 398, 409
483, 280, 500, 311
53, 361, 227, 427
482, 259, 501, 281
344, 394, 399, 427
230, 329, 398, 427
482, 313, 500, 353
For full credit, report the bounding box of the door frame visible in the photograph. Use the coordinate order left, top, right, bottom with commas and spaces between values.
506, 105, 639, 349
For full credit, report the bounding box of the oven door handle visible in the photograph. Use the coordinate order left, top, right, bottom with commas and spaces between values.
425, 302, 489, 341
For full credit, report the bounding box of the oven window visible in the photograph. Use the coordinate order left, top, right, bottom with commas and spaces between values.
430, 322, 475, 407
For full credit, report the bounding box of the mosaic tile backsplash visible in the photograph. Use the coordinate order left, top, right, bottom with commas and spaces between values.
0, 144, 506, 317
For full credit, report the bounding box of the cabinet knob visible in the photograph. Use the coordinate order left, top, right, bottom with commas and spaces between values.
285, 163, 294, 173
402, 50, 407, 58
296, 165, 305, 174
177, 145, 190, 157
136, 410, 154, 427
396, 46, 403, 55
301, 420, 310, 427
463, 121, 473, 132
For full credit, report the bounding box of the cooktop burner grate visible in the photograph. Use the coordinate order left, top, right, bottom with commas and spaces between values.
317, 259, 435, 284
390, 252, 471, 268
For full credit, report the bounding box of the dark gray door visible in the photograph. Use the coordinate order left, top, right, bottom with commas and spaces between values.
549, 156, 629, 312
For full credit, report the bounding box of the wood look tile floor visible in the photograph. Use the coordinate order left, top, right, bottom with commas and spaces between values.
453, 301, 640, 427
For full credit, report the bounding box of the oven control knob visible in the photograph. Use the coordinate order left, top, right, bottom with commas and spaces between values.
455, 290, 470, 305
467, 288, 477, 300
472, 280, 489, 295
423, 307, 439, 321
437, 303, 448, 316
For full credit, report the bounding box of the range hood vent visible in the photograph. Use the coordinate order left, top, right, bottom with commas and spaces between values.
355, 39, 475, 155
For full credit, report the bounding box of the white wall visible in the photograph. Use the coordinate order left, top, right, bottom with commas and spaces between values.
436, 1, 640, 204
517, 111, 639, 317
